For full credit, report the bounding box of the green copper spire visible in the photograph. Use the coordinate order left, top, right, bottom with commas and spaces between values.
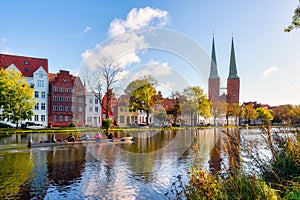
209, 36, 220, 79
228, 37, 239, 79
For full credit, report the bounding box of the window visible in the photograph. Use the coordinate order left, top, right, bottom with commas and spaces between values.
35, 91, 39, 98
53, 105, 58, 111
60, 96, 64, 102
71, 89, 75, 93
59, 115, 63, 122
59, 105, 64, 111
54, 96, 58, 101
111, 108, 114, 113
24, 68, 29, 72
89, 107, 93, 112
95, 99, 98, 104
34, 115, 39, 121
65, 106, 70, 112
60, 87, 64, 92
41, 115, 45, 122
71, 97, 75, 102
120, 116, 124, 123
120, 107, 123, 112
78, 97, 83, 103
37, 80, 44, 87
65, 116, 69, 122
53, 115, 57, 121
79, 116, 82, 122
65, 88, 70, 93
65, 97, 69, 102
89, 98, 93, 104
41, 103, 45, 110
71, 106, 75, 112
35, 103, 39, 110
78, 107, 83, 112
95, 107, 98, 112
41, 92, 46, 99
54, 87, 58, 92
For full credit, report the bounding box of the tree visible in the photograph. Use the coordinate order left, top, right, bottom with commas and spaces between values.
229, 103, 243, 126
211, 101, 226, 126
272, 104, 293, 124
182, 86, 211, 126
126, 77, 157, 125
86, 57, 123, 120
285, 0, 300, 32
0, 69, 36, 128
243, 104, 257, 125
289, 104, 300, 124
256, 107, 274, 125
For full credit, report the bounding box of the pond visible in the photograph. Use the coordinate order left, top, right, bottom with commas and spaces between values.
0, 128, 267, 199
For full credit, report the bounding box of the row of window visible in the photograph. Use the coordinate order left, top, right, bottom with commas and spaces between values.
35, 91, 46, 99
34, 103, 46, 110
88, 107, 99, 112
33, 115, 46, 122
53, 96, 84, 103
53, 87, 83, 94
88, 98, 99, 105
53, 105, 83, 112
53, 115, 83, 122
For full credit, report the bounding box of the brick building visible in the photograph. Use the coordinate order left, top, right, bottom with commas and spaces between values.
48, 70, 85, 127
0, 54, 49, 127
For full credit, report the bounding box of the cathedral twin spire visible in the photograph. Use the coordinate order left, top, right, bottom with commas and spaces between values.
208, 35, 240, 104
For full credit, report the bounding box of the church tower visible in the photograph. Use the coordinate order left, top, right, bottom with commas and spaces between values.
208, 36, 220, 103
227, 37, 240, 105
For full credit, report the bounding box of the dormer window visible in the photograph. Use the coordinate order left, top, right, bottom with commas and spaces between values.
24, 68, 29, 72
24, 61, 29, 65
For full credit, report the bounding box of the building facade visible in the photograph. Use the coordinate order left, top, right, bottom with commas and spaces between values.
85, 92, 101, 127
0, 54, 49, 127
48, 70, 85, 127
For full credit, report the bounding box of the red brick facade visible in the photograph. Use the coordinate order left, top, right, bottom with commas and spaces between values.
227, 78, 240, 105
48, 70, 85, 127
208, 78, 220, 103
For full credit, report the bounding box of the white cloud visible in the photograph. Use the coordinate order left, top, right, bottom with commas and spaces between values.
262, 66, 279, 77
81, 7, 170, 70
108, 7, 170, 37
73, 26, 92, 38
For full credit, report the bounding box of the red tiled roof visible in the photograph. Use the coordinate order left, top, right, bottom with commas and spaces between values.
0, 53, 48, 77
48, 73, 57, 81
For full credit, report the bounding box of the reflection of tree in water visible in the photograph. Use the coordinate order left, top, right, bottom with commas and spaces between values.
47, 145, 86, 186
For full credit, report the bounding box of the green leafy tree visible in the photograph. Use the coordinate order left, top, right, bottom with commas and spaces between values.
285, 0, 300, 32
0, 69, 36, 128
182, 86, 211, 126
243, 104, 257, 125
272, 104, 293, 124
256, 107, 274, 125
126, 77, 157, 125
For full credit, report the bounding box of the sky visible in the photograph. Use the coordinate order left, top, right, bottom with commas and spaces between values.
0, 0, 299, 106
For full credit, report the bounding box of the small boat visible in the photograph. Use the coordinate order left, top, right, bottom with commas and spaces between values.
27, 137, 135, 148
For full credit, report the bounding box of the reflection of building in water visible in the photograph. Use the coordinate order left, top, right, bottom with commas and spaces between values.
47, 145, 86, 186
224, 128, 241, 173
209, 128, 222, 174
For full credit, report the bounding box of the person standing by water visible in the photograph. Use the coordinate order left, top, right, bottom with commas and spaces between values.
107, 131, 114, 139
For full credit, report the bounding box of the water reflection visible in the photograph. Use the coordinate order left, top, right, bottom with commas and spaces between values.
0, 128, 246, 199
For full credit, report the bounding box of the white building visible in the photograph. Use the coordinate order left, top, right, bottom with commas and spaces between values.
85, 92, 101, 127
0, 54, 49, 127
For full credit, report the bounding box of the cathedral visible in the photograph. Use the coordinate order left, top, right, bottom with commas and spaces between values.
208, 36, 240, 105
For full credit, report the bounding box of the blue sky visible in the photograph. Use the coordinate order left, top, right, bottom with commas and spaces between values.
0, 0, 299, 106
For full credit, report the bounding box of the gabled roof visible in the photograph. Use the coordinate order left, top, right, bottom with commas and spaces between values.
0, 53, 48, 77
